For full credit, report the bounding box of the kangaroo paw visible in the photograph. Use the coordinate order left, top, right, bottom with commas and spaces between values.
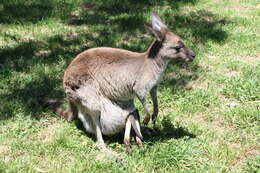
143, 115, 150, 125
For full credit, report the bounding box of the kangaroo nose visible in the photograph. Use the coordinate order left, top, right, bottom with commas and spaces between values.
190, 50, 195, 59
188, 48, 195, 59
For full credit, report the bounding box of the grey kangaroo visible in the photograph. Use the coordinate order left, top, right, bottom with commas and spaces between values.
60, 13, 195, 156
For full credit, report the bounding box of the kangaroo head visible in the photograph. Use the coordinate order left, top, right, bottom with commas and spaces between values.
147, 13, 195, 62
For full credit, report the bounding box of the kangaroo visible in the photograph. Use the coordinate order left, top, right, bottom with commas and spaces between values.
61, 13, 195, 156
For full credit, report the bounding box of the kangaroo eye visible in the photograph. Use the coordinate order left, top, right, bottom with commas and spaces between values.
174, 46, 182, 51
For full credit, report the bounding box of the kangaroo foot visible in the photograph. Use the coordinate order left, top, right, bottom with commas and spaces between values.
96, 143, 122, 162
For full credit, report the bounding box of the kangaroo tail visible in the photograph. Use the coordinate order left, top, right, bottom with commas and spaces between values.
45, 98, 77, 121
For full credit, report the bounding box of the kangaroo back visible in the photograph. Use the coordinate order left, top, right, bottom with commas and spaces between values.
64, 47, 146, 102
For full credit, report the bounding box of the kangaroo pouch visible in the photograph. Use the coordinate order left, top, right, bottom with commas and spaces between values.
100, 98, 135, 135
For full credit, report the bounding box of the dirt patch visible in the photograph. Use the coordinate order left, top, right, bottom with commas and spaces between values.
230, 0, 251, 16
0, 145, 11, 162
29, 123, 61, 143
175, 112, 229, 134
81, 4, 96, 11
185, 78, 209, 90
238, 55, 260, 67
0, 145, 11, 155
225, 70, 240, 77
230, 147, 260, 170
38, 124, 59, 142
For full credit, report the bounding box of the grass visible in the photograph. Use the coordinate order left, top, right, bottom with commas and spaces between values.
0, 0, 259, 172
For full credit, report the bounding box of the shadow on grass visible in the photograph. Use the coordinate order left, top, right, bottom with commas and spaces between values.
0, 0, 229, 119
71, 0, 228, 43
162, 61, 201, 92
70, 0, 199, 26
0, 32, 99, 119
141, 116, 196, 146
0, 75, 64, 120
0, 33, 90, 71
0, 0, 78, 24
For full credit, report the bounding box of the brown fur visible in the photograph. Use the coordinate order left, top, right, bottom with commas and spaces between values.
64, 48, 144, 93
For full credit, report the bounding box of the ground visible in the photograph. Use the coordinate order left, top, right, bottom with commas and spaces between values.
0, 0, 259, 172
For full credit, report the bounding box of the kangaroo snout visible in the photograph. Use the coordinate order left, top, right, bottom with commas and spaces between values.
186, 48, 196, 62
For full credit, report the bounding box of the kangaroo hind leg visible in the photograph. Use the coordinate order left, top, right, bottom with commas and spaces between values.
124, 110, 143, 153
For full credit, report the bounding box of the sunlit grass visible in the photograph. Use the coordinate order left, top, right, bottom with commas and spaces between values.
0, 0, 259, 172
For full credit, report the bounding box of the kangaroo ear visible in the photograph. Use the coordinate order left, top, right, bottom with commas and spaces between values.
150, 13, 168, 41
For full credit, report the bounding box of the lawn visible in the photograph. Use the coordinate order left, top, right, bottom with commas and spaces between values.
0, 0, 259, 172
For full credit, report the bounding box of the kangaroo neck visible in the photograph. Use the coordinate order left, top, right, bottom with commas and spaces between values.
146, 55, 169, 83
141, 40, 169, 87
146, 39, 169, 73
147, 40, 163, 59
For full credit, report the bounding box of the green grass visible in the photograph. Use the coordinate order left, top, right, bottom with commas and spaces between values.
0, 0, 260, 172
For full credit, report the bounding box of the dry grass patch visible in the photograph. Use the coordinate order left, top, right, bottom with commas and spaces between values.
175, 112, 230, 135
0, 145, 11, 162
25, 118, 61, 143
237, 55, 260, 67
35, 123, 61, 143
175, 111, 259, 172
185, 77, 209, 90
231, 146, 260, 170
225, 70, 240, 77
